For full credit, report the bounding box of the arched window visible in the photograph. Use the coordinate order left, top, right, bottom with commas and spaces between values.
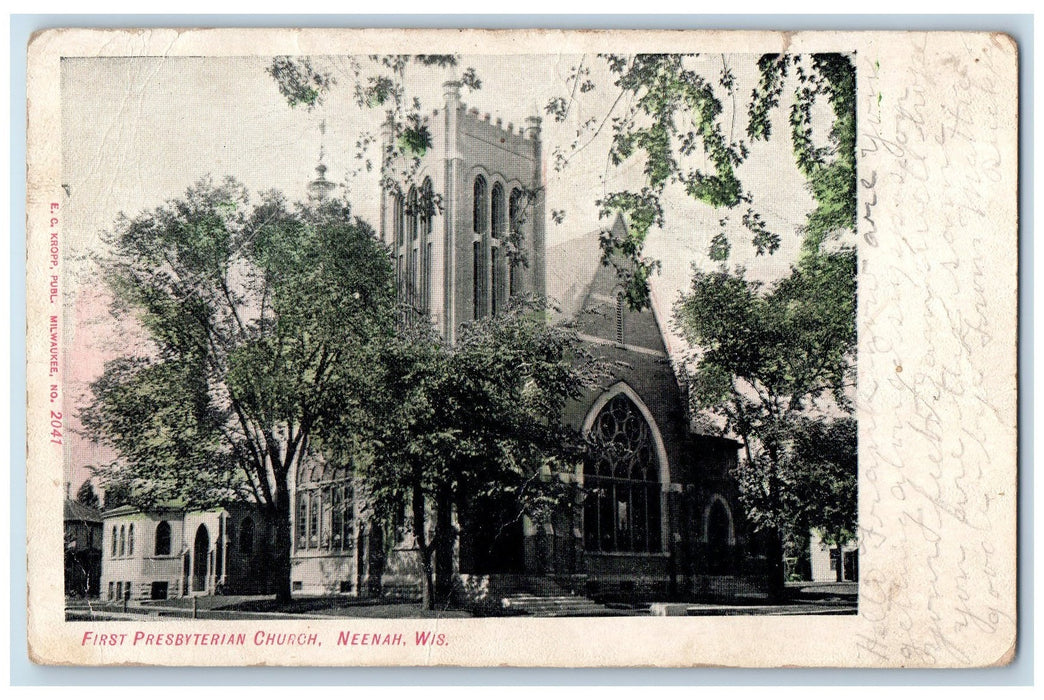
119, 525, 126, 557
491, 183, 504, 239
407, 186, 418, 240
111, 526, 117, 557
420, 178, 433, 238
240, 518, 254, 555
509, 188, 524, 234
128, 524, 134, 556
583, 393, 662, 553
393, 192, 404, 246
473, 176, 488, 234
704, 497, 735, 574
155, 521, 171, 556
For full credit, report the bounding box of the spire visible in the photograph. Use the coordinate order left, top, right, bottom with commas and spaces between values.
308, 119, 336, 202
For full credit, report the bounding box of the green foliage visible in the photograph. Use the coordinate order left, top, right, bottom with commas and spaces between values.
333, 298, 606, 606
82, 177, 397, 599
548, 52, 856, 305
675, 247, 856, 535
267, 57, 335, 110
787, 416, 857, 548
75, 480, 101, 509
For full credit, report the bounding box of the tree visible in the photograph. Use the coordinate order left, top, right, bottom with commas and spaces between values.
674, 247, 856, 596
334, 299, 604, 610
547, 52, 856, 307
81, 177, 397, 602
75, 480, 100, 509
787, 416, 857, 582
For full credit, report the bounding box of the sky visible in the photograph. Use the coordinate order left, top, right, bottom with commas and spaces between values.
61, 53, 822, 494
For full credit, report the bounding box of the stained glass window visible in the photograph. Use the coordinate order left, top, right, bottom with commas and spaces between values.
583, 393, 662, 553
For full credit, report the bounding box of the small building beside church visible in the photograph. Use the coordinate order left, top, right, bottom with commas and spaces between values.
100, 504, 275, 601
64, 498, 103, 597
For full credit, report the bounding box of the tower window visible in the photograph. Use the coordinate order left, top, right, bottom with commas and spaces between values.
407, 187, 418, 240
509, 188, 524, 235
473, 176, 488, 234
393, 193, 404, 246
425, 242, 432, 313
491, 183, 504, 239
473, 241, 481, 320
491, 246, 500, 315
421, 178, 433, 238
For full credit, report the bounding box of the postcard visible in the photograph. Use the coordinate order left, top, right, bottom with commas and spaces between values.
25, 28, 1017, 667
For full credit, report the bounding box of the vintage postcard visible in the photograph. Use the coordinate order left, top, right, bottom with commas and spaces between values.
25, 28, 1018, 667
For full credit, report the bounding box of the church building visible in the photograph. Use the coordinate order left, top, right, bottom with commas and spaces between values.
288, 81, 771, 603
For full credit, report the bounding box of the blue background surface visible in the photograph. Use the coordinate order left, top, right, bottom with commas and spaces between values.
8, 12, 1033, 686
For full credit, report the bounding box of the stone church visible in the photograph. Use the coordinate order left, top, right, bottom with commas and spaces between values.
289, 81, 771, 603
88, 82, 768, 605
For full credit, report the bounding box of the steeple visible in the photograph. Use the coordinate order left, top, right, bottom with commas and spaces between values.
308, 120, 337, 202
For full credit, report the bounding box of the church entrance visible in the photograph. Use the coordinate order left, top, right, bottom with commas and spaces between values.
192, 525, 210, 592
705, 500, 734, 575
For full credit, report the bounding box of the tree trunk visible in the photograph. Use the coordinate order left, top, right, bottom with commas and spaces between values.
412, 484, 435, 611
766, 527, 786, 602
792, 513, 812, 581
765, 448, 786, 601
434, 486, 456, 607
272, 487, 293, 604
835, 530, 846, 583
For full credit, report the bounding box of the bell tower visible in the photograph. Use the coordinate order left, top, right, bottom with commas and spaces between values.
380, 81, 546, 342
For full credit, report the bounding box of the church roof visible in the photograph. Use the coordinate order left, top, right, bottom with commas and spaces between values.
545, 212, 629, 323
64, 498, 102, 523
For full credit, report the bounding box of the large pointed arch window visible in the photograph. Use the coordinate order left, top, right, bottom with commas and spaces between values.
583, 393, 662, 553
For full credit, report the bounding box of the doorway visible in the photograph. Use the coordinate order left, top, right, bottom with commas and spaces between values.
193, 525, 210, 592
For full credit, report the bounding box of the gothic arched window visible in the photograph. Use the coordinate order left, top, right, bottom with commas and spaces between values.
509, 188, 524, 235
393, 192, 404, 246
128, 524, 134, 556
491, 183, 504, 239
407, 186, 418, 240
473, 176, 488, 234
420, 178, 433, 238
154, 521, 171, 556
111, 526, 117, 557
583, 393, 662, 553
119, 525, 126, 557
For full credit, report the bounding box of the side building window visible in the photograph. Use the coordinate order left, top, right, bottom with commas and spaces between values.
128, 524, 134, 556
583, 393, 663, 553
155, 521, 171, 556
296, 473, 355, 554
119, 525, 126, 557
111, 526, 117, 557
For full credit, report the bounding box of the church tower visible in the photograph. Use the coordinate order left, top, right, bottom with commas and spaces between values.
379, 81, 546, 342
